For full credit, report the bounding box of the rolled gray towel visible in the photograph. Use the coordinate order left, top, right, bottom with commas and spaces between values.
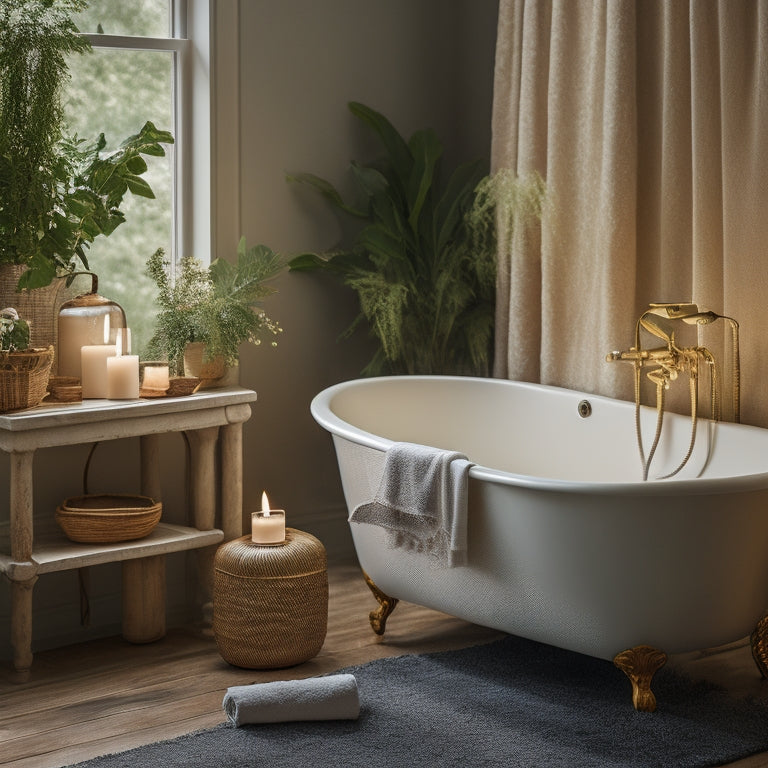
223, 674, 360, 726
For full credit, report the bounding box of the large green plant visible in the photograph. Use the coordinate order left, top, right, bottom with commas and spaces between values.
146, 238, 284, 375
0, 0, 173, 289
288, 102, 545, 376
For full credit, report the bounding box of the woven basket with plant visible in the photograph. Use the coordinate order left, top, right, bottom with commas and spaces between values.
0, 307, 53, 413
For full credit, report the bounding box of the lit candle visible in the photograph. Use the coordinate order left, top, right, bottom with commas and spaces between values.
80, 344, 117, 398
142, 364, 170, 391
106, 329, 139, 399
251, 491, 286, 545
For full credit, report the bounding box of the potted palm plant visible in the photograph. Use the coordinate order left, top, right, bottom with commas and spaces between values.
0, 0, 172, 347
288, 102, 545, 377
145, 238, 284, 383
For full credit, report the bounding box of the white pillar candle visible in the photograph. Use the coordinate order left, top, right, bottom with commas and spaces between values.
58, 313, 114, 379
142, 365, 170, 391
251, 491, 286, 545
81, 345, 117, 398
107, 354, 140, 399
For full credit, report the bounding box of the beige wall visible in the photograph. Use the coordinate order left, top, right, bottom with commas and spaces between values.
0, 0, 498, 658
225, 0, 499, 554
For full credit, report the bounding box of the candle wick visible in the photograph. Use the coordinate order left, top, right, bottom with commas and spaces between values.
263, 509, 270, 518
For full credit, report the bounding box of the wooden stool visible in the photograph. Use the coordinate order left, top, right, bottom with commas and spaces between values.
213, 529, 328, 668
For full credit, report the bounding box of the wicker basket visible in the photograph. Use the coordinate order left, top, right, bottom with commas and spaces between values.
55, 494, 162, 544
0, 346, 54, 413
213, 530, 328, 669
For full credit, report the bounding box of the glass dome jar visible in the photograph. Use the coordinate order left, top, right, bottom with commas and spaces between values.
57, 274, 127, 379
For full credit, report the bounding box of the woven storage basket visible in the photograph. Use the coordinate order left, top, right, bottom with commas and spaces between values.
0, 346, 54, 413
55, 494, 162, 544
213, 529, 328, 669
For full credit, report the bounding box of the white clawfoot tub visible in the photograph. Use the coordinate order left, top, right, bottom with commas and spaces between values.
311, 376, 768, 710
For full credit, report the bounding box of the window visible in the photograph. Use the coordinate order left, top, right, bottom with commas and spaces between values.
60, 0, 207, 356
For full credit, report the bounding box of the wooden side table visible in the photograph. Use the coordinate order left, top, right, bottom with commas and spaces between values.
213, 529, 328, 669
0, 386, 257, 681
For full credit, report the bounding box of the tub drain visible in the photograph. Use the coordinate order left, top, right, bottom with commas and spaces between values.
577, 400, 592, 418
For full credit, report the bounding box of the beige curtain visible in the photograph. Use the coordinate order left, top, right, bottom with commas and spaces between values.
493, 0, 768, 426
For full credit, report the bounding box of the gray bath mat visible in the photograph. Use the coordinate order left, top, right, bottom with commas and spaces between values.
65, 634, 768, 768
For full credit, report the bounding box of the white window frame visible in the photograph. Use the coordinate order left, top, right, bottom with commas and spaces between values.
80, 0, 214, 264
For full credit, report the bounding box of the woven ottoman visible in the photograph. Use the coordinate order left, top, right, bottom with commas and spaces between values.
213, 529, 328, 669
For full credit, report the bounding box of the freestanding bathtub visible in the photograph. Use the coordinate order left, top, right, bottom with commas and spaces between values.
311, 376, 768, 709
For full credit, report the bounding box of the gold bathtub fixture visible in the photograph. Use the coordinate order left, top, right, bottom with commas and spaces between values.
606, 302, 739, 480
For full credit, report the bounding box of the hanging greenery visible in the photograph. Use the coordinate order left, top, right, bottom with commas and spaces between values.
0, 0, 173, 289
288, 102, 546, 377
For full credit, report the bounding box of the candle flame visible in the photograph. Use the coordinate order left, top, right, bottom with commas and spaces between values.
261, 490, 271, 517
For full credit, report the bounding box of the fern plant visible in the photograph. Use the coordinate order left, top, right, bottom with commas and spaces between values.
288, 102, 545, 376
146, 238, 284, 375
0, 0, 173, 289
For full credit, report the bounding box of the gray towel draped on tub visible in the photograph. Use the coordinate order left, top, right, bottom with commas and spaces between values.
350, 441, 473, 567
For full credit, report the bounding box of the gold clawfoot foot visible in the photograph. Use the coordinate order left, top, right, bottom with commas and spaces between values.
613, 645, 667, 712
362, 571, 399, 635
750, 614, 768, 679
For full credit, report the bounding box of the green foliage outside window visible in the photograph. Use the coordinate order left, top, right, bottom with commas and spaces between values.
62, 1, 174, 355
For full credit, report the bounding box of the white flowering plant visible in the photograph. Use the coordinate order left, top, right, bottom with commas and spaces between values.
0, 307, 30, 352
145, 238, 284, 375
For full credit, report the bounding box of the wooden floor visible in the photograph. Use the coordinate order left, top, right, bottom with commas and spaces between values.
1, 562, 767, 768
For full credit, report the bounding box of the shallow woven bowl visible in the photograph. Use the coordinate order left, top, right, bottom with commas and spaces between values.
55, 494, 162, 544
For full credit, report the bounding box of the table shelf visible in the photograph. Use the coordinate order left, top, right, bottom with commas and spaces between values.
0, 523, 224, 579
1, 386, 256, 679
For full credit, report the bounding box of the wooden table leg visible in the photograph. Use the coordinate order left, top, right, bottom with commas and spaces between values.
122, 556, 166, 643
186, 426, 220, 627
120, 435, 167, 644
10, 575, 37, 681
9, 450, 35, 679
220, 420, 244, 540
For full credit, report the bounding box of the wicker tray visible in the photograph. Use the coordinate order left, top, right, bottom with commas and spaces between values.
55, 494, 162, 544
0, 346, 54, 413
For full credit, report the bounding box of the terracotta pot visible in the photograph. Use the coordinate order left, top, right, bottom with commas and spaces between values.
183, 342, 239, 388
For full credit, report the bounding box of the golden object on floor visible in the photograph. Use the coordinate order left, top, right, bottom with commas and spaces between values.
363, 571, 399, 635
613, 644, 668, 712
750, 613, 768, 679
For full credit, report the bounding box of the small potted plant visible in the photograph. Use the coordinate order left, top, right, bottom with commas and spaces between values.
145, 238, 284, 384
0, 308, 54, 412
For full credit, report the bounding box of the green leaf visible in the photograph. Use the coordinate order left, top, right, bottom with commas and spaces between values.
125, 155, 148, 175
209, 238, 283, 304
349, 162, 389, 198
63, 194, 96, 219
125, 174, 155, 198
286, 172, 367, 218
434, 158, 486, 254
406, 129, 442, 233
288, 253, 327, 271
348, 102, 412, 183
16, 254, 57, 290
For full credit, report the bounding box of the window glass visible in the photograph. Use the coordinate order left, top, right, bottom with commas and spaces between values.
62, 37, 175, 355
71, 0, 170, 37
